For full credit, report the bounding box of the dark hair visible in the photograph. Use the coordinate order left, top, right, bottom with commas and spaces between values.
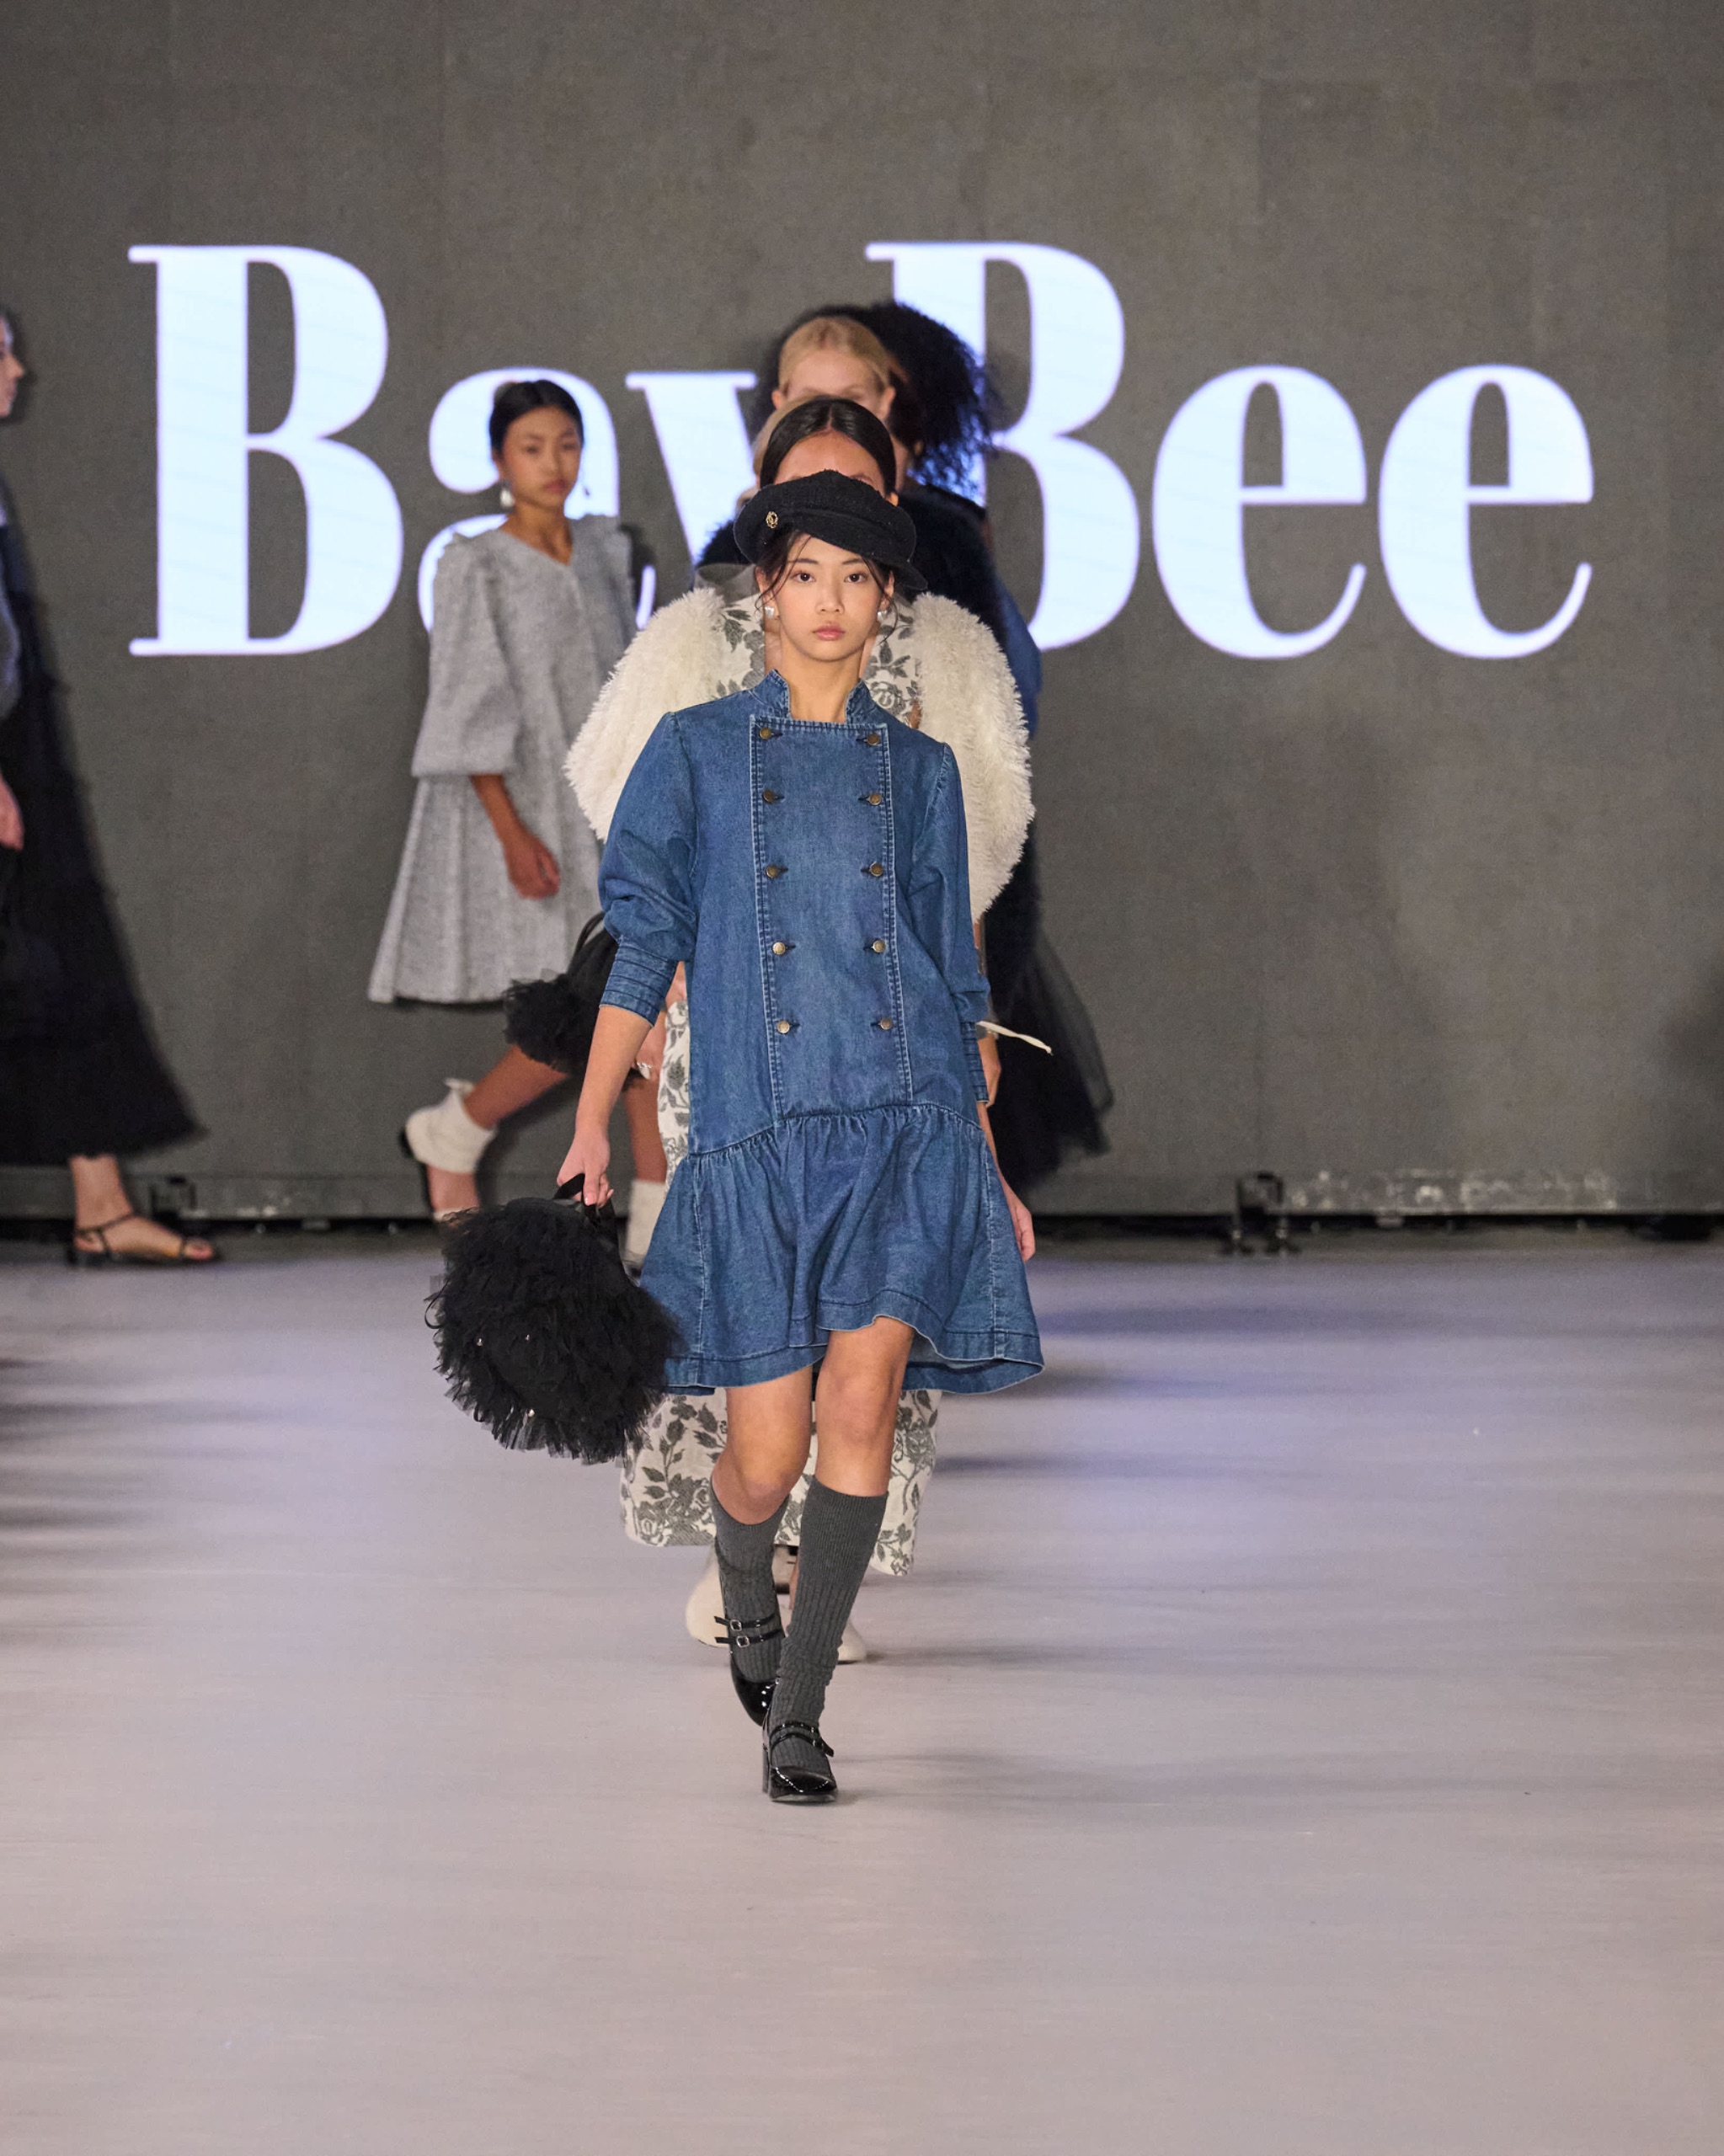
759, 398, 897, 494
748, 303, 998, 496
488, 378, 584, 456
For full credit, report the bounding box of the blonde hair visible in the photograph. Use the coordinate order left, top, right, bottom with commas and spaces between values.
776, 315, 899, 400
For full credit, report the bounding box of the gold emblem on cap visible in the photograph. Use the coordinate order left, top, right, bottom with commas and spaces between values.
765, 510, 779, 527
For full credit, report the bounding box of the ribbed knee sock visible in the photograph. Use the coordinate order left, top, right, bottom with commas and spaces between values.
769, 1481, 886, 1773
712, 1487, 787, 1684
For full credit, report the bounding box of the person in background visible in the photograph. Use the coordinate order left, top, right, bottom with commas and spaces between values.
371, 380, 665, 1250
0, 303, 213, 1264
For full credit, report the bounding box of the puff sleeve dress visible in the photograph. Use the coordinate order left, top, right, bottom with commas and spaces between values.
599, 671, 1041, 1396
369, 521, 634, 1003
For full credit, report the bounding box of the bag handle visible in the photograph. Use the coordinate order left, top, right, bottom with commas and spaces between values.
554, 1174, 619, 1225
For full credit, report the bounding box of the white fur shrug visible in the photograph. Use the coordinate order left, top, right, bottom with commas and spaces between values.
565, 586, 1032, 913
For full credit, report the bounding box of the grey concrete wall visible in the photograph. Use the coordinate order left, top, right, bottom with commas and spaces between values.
2, 1, 1721, 1218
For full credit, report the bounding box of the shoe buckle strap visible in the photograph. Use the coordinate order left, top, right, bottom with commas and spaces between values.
766, 1719, 833, 1758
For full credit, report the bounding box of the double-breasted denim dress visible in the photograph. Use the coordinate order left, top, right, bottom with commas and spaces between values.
599, 670, 1042, 1396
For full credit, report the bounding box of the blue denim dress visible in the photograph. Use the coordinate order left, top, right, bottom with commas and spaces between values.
599, 671, 1042, 1396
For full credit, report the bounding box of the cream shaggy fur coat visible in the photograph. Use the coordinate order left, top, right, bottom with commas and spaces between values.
566, 585, 1032, 914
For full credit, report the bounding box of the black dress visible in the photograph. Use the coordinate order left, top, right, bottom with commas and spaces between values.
699, 492, 1111, 1193
0, 488, 196, 1163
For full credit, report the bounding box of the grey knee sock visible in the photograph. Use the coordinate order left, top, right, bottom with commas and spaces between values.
769, 1481, 886, 1770
712, 1488, 787, 1684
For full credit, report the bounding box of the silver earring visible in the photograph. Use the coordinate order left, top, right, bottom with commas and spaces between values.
762, 601, 777, 617
499, 484, 515, 510
877, 606, 889, 624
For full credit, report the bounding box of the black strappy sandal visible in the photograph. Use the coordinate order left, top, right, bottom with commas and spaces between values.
67, 1211, 220, 1268
762, 1717, 837, 1804
724, 1611, 783, 1727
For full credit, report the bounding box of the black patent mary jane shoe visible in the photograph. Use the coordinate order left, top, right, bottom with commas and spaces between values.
725, 1612, 783, 1728
763, 1718, 837, 1805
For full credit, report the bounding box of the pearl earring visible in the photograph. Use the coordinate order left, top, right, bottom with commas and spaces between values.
762, 601, 777, 617
499, 484, 515, 510
877, 606, 889, 624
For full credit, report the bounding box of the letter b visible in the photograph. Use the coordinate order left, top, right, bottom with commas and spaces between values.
867, 242, 1140, 649
130, 246, 402, 654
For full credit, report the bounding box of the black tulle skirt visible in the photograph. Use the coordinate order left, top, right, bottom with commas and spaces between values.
0, 553, 196, 1165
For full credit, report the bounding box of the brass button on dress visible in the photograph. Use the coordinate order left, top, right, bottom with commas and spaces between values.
870, 939, 886, 953
762, 789, 781, 803
776, 1018, 793, 1035
765, 863, 785, 878
862, 731, 881, 746
771, 941, 789, 956
866, 862, 884, 878
878, 1018, 893, 1031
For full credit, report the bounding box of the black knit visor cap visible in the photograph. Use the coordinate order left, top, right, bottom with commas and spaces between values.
734, 471, 928, 597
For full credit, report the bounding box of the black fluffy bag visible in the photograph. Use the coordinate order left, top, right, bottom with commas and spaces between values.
428, 1177, 678, 1463
501, 911, 617, 1079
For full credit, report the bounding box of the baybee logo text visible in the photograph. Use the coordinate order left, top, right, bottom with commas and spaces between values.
128, 243, 1593, 662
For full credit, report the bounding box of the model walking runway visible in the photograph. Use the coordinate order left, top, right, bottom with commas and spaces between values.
3, 1235, 1721, 2154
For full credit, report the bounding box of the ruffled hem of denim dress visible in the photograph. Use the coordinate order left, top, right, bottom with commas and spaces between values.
642, 1102, 1042, 1396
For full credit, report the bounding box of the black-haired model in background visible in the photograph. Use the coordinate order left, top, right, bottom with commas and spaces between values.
0, 306, 212, 1264
715, 304, 1113, 1194
371, 380, 665, 1246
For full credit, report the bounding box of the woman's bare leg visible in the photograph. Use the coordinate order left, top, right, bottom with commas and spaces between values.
70, 1154, 215, 1261
714, 1365, 815, 1522
809, 1316, 915, 1491
424, 1045, 563, 1215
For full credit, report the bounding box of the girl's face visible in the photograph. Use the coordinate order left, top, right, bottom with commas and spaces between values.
0, 322, 25, 420
773, 347, 894, 429
761, 533, 891, 670
494, 406, 583, 514
771, 430, 893, 497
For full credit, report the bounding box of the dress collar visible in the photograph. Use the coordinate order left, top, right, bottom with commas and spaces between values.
752, 671, 881, 728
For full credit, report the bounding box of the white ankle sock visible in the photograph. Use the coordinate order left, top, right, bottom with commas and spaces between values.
403, 1080, 494, 1173
624, 1177, 667, 1265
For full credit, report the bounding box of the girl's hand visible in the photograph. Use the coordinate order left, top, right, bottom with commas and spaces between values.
501, 824, 561, 899
560, 1005, 655, 1208
1001, 1175, 1035, 1262
0, 776, 23, 850
557, 1119, 612, 1208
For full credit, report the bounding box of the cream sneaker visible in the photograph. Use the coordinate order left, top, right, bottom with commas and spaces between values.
684, 1553, 727, 1646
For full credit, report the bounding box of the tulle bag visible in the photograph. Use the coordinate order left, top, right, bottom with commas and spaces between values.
428, 1177, 677, 1464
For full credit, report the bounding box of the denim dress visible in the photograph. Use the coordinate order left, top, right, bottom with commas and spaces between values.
599, 671, 1043, 1396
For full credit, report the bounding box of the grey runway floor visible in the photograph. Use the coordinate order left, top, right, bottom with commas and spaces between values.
3, 1231, 1722, 2155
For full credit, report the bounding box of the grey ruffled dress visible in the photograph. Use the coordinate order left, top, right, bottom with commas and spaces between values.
369, 520, 634, 1003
